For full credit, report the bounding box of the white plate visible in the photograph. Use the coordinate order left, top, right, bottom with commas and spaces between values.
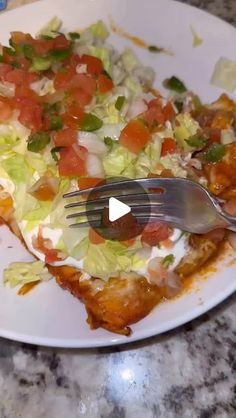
0, 0, 236, 348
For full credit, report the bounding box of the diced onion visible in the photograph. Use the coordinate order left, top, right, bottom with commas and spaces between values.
127, 98, 148, 119
78, 132, 107, 155
86, 153, 104, 177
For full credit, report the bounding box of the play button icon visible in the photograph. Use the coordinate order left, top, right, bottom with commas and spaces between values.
86, 176, 151, 241
109, 197, 131, 222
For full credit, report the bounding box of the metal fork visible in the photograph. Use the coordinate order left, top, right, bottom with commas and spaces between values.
64, 178, 236, 234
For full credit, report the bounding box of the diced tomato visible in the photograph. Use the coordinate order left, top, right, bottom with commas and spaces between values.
18, 99, 43, 131
2, 47, 16, 64
143, 105, 165, 127
80, 54, 103, 76
141, 222, 171, 246
161, 138, 177, 156
62, 104, 85, 129
53, 127, 77, 147
45, 249, 61, 263
53, 34, 70, 50
32, 226, 62, 263
97, 74, 114, 93
66, 54, 81, 71
4, 68, 38, 86
223, 198, 236, 216
67, 87, 93, 107
58, 144, 88, 177
0, 96, 13, 121
89, 228, 105, 244
10, 31, 32, 44
14, 85, 40, 103
54, 68, 75, 90
78, 177, 103, 190
33, 38, 55, 55
69, 74, 96, 95
0, 63, 12, 80
119, 119, 151, 154
163, 102, 176, 122
29, 176, 59, 201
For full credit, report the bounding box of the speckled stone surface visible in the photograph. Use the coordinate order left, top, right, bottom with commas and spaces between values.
0, 1, 235, 418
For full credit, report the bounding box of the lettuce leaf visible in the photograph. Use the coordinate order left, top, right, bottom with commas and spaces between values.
174, 113, 199, 150
4, 261, 51, 288
1, 154, 33, 184
103, 144, 136, 177
88, 20, 109, 40
83, 241, 132, 279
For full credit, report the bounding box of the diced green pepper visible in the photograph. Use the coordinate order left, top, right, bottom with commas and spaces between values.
23, 44, 35, 60
115, 96, 125, 111
51, 146, 65, 162
81, 113, 103, 132
49, 115, 63, 130
49, 48, 71, 61
185, 135, 207, 148
104, 136, 116, 148
69, 32, 80, 40
162, 254, 175, 268
204, 143, 225, 163
32, 56, 52, 71
148, 45, 162, 53
164, 76, 187, 93
27, 132, 51, 152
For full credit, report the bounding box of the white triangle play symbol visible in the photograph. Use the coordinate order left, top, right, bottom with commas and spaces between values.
109, 197, 131, 222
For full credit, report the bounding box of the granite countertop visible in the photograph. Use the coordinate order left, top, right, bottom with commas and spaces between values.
0, 1, 236, 418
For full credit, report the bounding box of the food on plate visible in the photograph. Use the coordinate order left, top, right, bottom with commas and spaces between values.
0, 19, 235, 335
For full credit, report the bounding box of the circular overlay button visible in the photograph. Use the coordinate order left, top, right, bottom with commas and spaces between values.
86, 176, 151, 241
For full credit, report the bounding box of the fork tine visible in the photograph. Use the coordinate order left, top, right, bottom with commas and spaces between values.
63, 177, 178, 199
66, 202, 177, 220
64, 192, 167, 210
68, 213, 167, 228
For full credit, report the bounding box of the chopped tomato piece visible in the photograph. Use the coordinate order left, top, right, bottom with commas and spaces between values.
62, 104, 85, 129
161, 138, 177, 156
33, 38, 55, 55
58, 144, 88, 177
18, 100, 43, 131
98, 74, 114, 93
4, 68, 38, 85
120, 119, 151, 154
141, 222, 171, 246
2, 47, 15, 64
78, 177, 103, 190
163, 102, 176, 121
45, 249, 61, 264
80, 54, 103, 76
54, 68, 75, 90
69, 74, 96, 94
122, 238, 136, 247
10, 31, 33, 45
29, 176, 59, 201
143, 99, 165, 127
89, 228, 105, 244
53, 128, 77, 147
0, 96, 13, 121
53, 34, 70, 50
0, 63, 12, 80
32, 226, 62, 263
67, 88, 93, 108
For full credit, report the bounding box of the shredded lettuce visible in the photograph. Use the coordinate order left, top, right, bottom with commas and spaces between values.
160, 154, 187, 178
190, 26, 203, 47
88, 20, 109, 40
4, 261, 51, 288
211, 57, 236, 93
1, 154, 33, 184
121, 48, 140, 72
36, 16, 62, 38
103, 144, 136, 177
83, 241, 132, 279
174, 113, 199, 150
89, 46, 112, 74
